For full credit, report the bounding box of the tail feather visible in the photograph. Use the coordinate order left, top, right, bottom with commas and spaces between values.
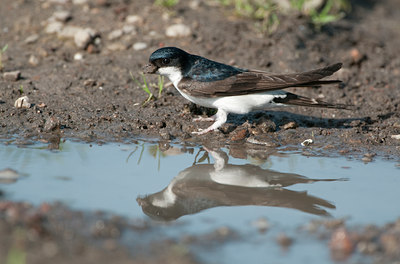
293, 80, 342, 87
273, 92, 353, 110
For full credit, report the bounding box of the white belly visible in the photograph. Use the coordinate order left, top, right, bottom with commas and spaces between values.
176, 88, 287, 114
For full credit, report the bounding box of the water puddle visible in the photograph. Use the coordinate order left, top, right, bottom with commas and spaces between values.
1, 139, 400, 263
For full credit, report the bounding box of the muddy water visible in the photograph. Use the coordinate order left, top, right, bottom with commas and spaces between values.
1, 140, 400, 263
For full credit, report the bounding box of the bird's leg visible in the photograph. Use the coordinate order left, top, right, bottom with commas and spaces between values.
192, 109, 227, 135
193, 114, 217, 122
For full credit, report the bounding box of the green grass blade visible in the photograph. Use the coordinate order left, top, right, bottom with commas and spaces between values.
1, 44, 8, 53
158, 76, 164, 98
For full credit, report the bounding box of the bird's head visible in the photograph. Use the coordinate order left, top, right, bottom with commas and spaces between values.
143, 47, 189, 80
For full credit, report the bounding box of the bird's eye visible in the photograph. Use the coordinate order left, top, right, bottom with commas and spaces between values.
162, 58, 171, 65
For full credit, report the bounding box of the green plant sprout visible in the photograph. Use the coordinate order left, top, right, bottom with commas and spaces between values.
291, 0, 350, 29
6, 228, 26, 264
217, 0, 350, 33
0, 44, 9, 70
309, 0, 347, 29
130, 71, 153, 105
157, 75, 164, 98
19, 85, 24, 95
155, 0, 179, 8
217, 0, 280, 34
131, 72, 165, 106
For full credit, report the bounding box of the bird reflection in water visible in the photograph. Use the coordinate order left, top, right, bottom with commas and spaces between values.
137, 147, 343, 221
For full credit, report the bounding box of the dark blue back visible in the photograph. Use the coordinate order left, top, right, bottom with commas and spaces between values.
184, 55, 245, 82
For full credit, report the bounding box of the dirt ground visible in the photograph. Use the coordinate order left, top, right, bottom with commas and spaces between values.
0, 0, 399, 157
1, 0, 400, 263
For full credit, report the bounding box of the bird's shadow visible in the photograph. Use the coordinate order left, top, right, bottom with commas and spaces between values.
189, 104, 393, 131
227, 110, 374, 131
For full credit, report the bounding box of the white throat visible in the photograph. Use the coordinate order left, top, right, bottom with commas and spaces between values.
157, 66, 182, 88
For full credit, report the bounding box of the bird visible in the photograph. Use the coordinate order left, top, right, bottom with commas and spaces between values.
143, 47, 348, 135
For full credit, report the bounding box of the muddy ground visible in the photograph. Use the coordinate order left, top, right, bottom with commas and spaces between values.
1, 0, 400, 263
0, 0, 399, 157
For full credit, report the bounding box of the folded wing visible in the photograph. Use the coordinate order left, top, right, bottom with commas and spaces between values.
179, 63, 343, 98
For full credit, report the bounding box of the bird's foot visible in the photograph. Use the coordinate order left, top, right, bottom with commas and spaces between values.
193, 115, 216, 122
192, 127, 215, 135
192, 110, 227, 135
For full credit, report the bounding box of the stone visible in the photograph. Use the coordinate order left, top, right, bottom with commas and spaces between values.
3, 71, 21, 81
125, 15, 143, 25
44, 116, 60, 132
391, 134, 400, 140
24, 34, 39, 44
122, 25, 136, 34
45, 21, 63, 34
73, 53, 83, 60
52, 10, 72, 22
165, 24, 191, 38
72, 0, 88, 4
282, 121, 298, 130
107, 29, 123, 40
106, 43, 126, 51
74, 28, 96, 49
28, 55, 39, 66
132, 42, 147, 51
301, 139, 313, 146
58, 25, 82, 39
14, 96, 31, 108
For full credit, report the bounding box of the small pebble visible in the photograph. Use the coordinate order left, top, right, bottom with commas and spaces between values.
246, 136, 278, 147
45, 21, 63, 34
44, 116, 60, 132
52, 10, 72, 22
83, 79, 96, 86
282, 121, 298, 130
107, 29, 123, 40
3, 71, 21, 81
58, 25, 82, 39
350, 48, 364, 64
301, 139, 313, 146
125, 15, 143, 25
106, 43, 126, 51
132, 42, 147, 51
14, 96, 31, 108
391, 134, 400, 140
74, 28, 96, 49
24, 34, 39, 44
122, 25, 136, 34
73, 53, 83, 60
230, 128, 247, 141
29, 55, 39, 66
72, 0, 88, 4
165, 24, 191, 38
257, 117, 276, 133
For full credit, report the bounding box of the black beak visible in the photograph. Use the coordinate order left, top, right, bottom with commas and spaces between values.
142, 63, 158, 74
